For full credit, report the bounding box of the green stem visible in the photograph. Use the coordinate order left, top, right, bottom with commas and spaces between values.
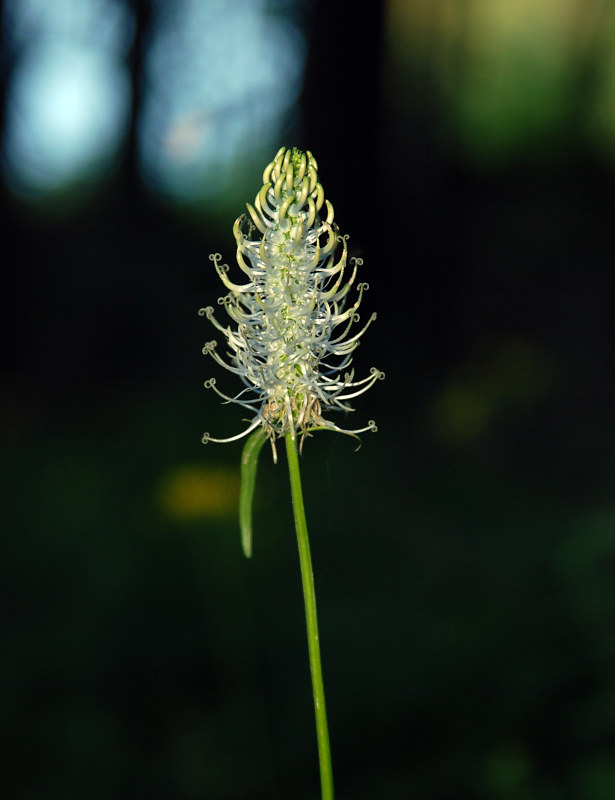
285, 433, 334, 800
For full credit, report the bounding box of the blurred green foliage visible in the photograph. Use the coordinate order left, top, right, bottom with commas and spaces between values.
3, 370, 615, 798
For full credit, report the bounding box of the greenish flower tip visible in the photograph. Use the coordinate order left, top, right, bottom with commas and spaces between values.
200, 146, 384, 459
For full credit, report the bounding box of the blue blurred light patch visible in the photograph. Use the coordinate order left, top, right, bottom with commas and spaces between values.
1, 0, 305, 202
2, 0, 132, 198
5, 0, 133, 53
140, 0, 305, 202
4, 44, 130, 196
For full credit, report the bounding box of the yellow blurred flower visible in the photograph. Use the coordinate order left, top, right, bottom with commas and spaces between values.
159, 465, 240, 520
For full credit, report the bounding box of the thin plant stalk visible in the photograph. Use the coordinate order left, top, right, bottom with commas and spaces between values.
203, 148, 383, 798
285, 432, 334, 800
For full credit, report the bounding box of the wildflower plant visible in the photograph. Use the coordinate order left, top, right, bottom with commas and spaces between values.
200, 146, 383, 800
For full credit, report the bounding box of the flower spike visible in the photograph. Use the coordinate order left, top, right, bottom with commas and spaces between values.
202, 146, 382, 454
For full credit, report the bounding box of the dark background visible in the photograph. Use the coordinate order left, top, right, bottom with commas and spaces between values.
3, 1, 615, 798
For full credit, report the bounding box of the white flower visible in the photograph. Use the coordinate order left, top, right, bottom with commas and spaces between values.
200, 146, 384, 457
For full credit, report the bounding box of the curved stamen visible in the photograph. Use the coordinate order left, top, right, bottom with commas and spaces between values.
202, 416, 263, 444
